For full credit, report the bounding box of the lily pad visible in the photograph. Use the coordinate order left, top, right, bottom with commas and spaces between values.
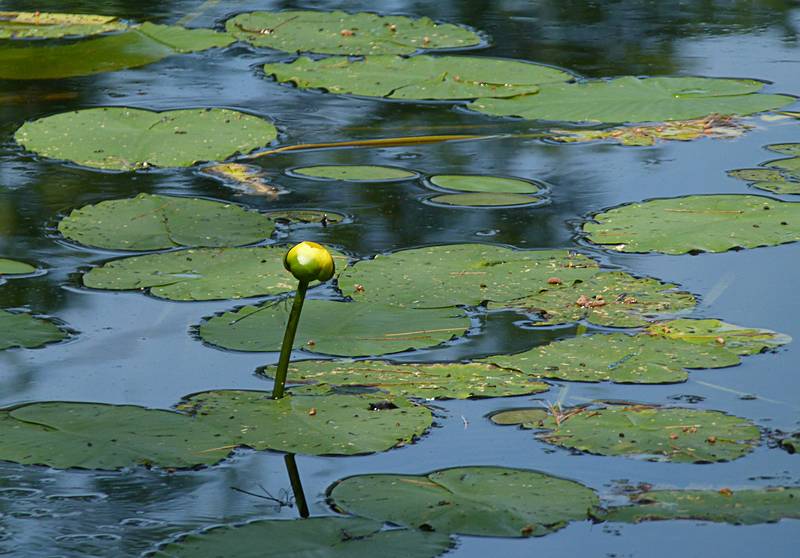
483, 319, 787, 384
226, 10, 480, 55
551, 115, 749, 146
428, 192, 541, 207
289, 164, 417, 181
58, 193, 277, 251
180, 387, 432, 456
728, 144, 800, 195
152, 517, 452, 558
0, 258, 35, 275
338, 244, 599, 309
328, 466, 600, 537
0, 24, 233, 80
428, 175, 542, 194
15, 107, 277, 170
780, 433, 800, 454
199, 300, 469, 356
82, 246, 347, 301
605, 487, 800, 525
490, 403, 760, 463
0, 310, 67, 350
489, 271, 696, 328
260, 360, 549, 399
0, 11, 127, 39
583, 195, 800, 254
200, 163, 283, 197
0, 402, 231, 469
263, 55, 573, 101
469, 76, 794, 123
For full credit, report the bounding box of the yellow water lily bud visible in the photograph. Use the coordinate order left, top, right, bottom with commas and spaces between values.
283, 241, 335, 283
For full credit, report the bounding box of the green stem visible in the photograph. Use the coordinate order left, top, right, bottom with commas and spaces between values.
284, 454, 309, 518
272, 280, 309, 399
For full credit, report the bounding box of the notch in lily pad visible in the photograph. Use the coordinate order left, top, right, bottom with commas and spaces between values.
272, 242, 336, 398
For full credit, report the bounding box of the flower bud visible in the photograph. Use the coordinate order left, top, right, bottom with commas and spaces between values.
283, 241, 335, 283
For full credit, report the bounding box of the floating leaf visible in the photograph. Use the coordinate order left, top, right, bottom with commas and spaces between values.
491, 403, 759, 463
338, 244, 598, 309
0, 310, 67, 350
728, 144, 800, 195
551, 115, 750, 146
152, 517, 452, 558
646, 318, 790, 356
199, 300, 469, 356
605, 487, 800, 525
328, 466, 599, 537
83, 246, 346, 301
469, 76, 793, 123
263, 55, 572, 101
260, 360, 549, 399
0, 402, 230, 469
289, 164, 417, 181
181, 387, 432, 455
0, 11, 127, 39
200, 163, 282, 197
15, 107, 277, 170
583, 195, 800, 254
483, 319, 786, 384
0, 24, 233, 80
780, 433, 799, 454
428, 192, 541, 207
58, 193, 277, 251
428, 175, 542, 194
226, 10, 480, 55
488, 271, 695, 327
0, 258, 35, 275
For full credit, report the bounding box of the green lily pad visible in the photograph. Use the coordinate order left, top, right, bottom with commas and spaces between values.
489, 271, 696, 328
0, 402, 231, 469
199, 300, 469, 356
483, 319, 787, 384
260, 360, 549, 399
15, 107, 277, 170
491, 403, 760, 463
0, 310, 67, 350
428, 175, 542, 194
0, 388, 431, 469
583, 195, 800, 254
0, 258, 35, 275
180, 387, 432, 456
469, 76, 794, 123
263, 55, 572, 101
605, 487, 800, 525
58, 193, 277, 251
289, 164, 417, 181
82, 246, 347, 301
152, 517, 452, 558
338, 244, 599, 309
226, 10, 480, 55
780, 433, 799, 454
0, 11, 127, 39
551, 115, 750, 146
428, 192, 541, 207
728, 143, 800, 195
647, 318, 790, 355
328, 466, 600, 537
0, 24, 233, 80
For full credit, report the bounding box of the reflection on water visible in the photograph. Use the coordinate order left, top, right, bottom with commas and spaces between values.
1, 0, 799, 556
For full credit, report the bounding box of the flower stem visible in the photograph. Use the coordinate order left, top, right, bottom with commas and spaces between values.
272, 280, 309, 399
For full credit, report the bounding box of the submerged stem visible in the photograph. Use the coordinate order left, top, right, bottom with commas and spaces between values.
284, 454, 309, 518
272, 280, 309, 399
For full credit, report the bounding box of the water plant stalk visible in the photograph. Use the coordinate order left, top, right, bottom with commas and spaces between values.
284, 454, 309, 518
271, 241, 335, 399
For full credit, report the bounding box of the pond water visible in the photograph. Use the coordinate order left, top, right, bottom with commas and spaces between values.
1, 0, 800, 556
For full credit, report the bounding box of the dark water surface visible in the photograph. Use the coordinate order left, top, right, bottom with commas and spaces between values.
1, 1, 800, 556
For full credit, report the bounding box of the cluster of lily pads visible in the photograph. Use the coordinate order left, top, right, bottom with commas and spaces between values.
2, 8, 800, 555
